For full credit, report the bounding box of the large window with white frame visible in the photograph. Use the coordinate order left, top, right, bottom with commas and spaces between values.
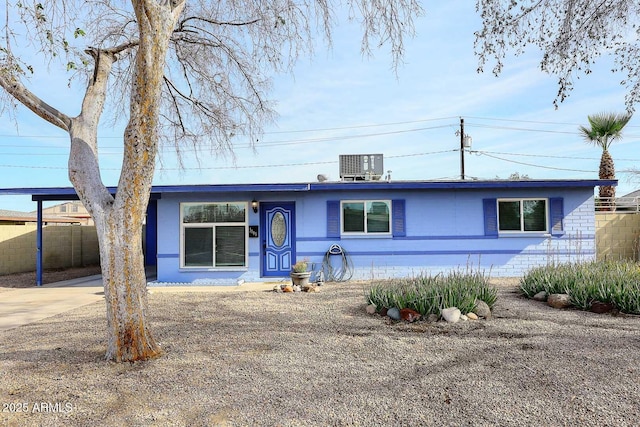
497, 198, 547, 233
181, 202, 247, 268
341, 200, 391, 235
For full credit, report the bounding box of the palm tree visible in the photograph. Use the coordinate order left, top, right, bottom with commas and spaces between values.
579, 112, 632, 208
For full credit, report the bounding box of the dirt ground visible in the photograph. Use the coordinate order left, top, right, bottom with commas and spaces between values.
1, 279, 639, 426
0, 266, 102, 288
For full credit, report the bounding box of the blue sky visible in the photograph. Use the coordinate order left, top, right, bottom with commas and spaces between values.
1, 2, 638, 212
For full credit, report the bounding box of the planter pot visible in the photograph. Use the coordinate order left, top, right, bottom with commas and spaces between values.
290, 271, 311, 287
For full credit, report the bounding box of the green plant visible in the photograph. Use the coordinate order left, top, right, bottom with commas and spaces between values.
365, 270, 498, 317
520, 260, 640, 314
291, 259, 309, 273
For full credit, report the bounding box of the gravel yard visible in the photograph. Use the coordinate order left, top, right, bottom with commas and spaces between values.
1, 279, 639, 426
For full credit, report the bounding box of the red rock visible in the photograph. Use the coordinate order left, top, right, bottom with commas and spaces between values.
591, 301, 615, 314
400, 308, 421, 323
282, 285, 293, 293
379, 307, 388, 317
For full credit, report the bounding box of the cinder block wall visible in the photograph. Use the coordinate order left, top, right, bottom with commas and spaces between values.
595, 213, 640, 261
0, 225, 100, 275
0, 224, 39, 274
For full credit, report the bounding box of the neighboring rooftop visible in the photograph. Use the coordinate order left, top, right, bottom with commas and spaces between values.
0, 208, 81, 224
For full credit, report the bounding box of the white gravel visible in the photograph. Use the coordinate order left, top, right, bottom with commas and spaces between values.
1, 279, 639, 426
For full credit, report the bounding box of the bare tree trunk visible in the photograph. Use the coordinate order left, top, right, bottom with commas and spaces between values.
97, 211, 161, 361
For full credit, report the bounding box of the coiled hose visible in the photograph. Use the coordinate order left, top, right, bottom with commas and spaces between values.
322, 244, 354, 282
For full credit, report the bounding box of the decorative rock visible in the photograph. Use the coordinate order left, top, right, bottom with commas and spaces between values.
441, 307, 461, 323
273, 285, 282, 293
466, 312, 478, 320
474, 300, 492, 319
591, 301, 615, 314
426, 313, 439, 323
282, 285, 293, 293
400, 308, 421, 323
304, 285, 318, 293
379, 307, 388, 317
292, 285, 301, 292
547, 293, 571, 309
387, 307, 401, 320
533, 291, 548, 302
366, 304, 377, 315
460, 314, 468, 321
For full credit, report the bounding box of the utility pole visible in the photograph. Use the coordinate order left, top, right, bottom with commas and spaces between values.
455, 117, 472, 180
459, 117, 465, 180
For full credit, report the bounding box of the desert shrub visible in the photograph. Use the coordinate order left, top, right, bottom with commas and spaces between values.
520, 260, 640, 314
365, 270, 498, 317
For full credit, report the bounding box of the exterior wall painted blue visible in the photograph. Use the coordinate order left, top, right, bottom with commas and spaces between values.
155, 184, 597, 283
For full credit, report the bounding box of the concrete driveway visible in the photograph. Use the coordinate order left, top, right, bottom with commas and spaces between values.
0, 275, 104, 331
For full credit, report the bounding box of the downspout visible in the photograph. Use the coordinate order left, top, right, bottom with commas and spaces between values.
36, 200, 43, 286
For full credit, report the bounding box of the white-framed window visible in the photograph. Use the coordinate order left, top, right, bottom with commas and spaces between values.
180, 202, 247, 268
341, 200, 391, 235
497, 198, 547, 233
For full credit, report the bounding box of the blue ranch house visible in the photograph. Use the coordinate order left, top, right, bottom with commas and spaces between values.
155, 179, 610, 284
2, 177, 613, 285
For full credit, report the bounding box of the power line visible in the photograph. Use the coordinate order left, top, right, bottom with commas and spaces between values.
475, 152, 596, 173
476, 150, 640, 162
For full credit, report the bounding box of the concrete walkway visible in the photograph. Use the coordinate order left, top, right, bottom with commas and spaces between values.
0, 275, 277, 332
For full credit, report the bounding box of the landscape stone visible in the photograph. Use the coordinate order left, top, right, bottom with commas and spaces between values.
282, 285, 293, 293
400, 308, 421, 323
441, 307, 461, 323
474, 300, 492, 318
547, 293, 571, 309
533, 291, 548, 302
366, 304, 377, 315
387, 307, 401, 320
466, 312, 478, 320
460, 314, 468, 321
590, 301, 615, 314
426, 313, 439, 323
379, 307, 388, 317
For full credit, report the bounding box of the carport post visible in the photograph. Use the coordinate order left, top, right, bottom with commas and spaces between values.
36, 200, 43, 286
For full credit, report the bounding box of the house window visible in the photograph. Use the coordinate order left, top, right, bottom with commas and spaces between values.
497, 199, 547, 232
181, 202, 247, 268
59, 205, 67, 213
341, 200, 391, 234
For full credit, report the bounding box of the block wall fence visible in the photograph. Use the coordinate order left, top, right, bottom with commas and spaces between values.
0, 224, 100, 275
595, 212, 640, 261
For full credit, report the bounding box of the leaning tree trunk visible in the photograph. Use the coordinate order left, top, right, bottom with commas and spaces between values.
598, 149, 616, 211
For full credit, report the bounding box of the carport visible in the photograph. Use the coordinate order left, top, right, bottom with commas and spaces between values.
0, 187, 159, 286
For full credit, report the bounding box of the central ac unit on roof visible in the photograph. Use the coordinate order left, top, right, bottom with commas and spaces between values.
339, 154, 383, 181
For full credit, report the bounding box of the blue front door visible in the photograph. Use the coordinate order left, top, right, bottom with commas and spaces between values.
261, 202, 296, 277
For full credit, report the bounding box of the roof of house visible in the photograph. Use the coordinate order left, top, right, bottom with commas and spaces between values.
0, 179, 617, 201
0, 208, 81, 223
621, 189, 640, 198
